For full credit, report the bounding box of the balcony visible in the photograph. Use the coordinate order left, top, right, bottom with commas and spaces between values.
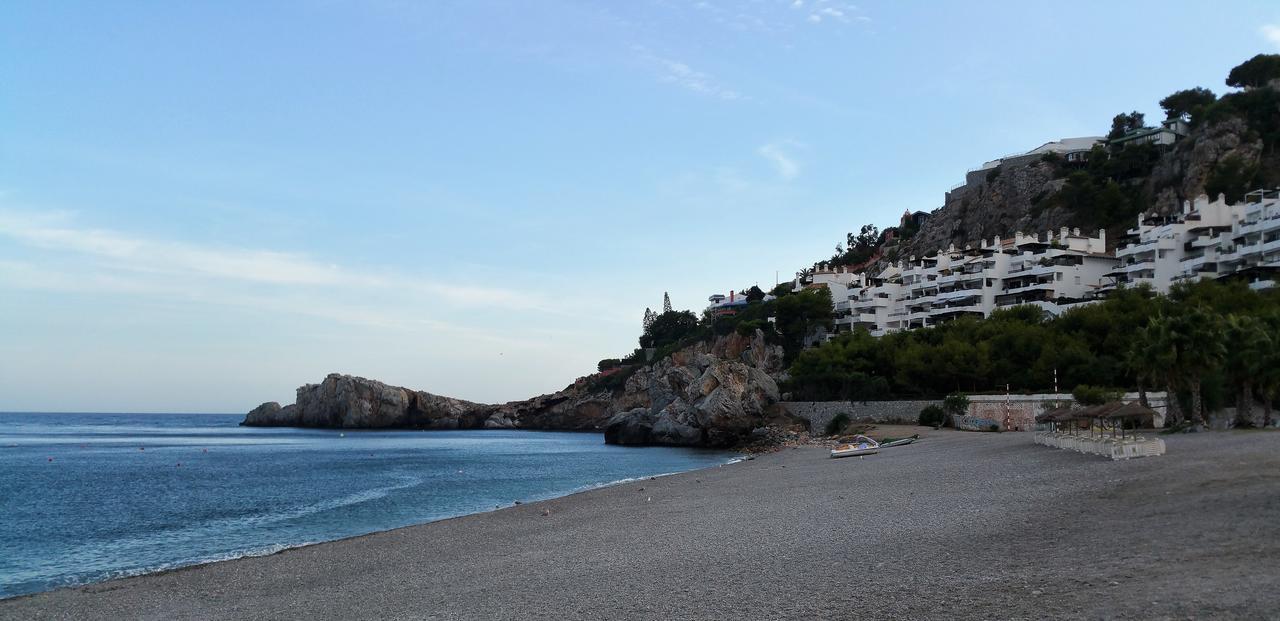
1003, 278, 1054, 294
1117, 259, 1155, 273
1236, 242, 1264, 258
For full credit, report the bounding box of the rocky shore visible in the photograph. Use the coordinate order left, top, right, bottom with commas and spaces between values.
6, 430, 1277, 620
242, 329, 807, 448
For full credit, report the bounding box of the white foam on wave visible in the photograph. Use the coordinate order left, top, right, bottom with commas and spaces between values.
30, 541, 318, 596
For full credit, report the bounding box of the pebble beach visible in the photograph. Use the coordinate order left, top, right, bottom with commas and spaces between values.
3, 429, 1278, 620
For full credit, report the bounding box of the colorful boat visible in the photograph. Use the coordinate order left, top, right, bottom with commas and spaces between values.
830, 435, 880, 458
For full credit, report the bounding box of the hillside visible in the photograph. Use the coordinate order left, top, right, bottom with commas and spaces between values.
818, 54, 1280, 274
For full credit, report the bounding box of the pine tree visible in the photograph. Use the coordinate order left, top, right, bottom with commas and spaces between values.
662, 292, 672, 314
642, 308, 656, 331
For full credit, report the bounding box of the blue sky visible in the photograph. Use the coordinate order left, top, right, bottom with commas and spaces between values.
2, 1, 1278, 412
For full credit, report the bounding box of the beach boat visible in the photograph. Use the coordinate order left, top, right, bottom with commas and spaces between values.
879, 435, 919, 448
830, 435, 880, 458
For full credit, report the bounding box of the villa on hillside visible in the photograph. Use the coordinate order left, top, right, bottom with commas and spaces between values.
953, 136, 1103, 196
1106, 118, 1190, 148
705, 290, 776, 317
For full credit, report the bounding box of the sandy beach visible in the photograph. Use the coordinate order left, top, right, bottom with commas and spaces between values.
4, 429, 1278, 620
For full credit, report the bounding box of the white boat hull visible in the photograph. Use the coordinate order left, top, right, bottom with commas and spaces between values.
830, 447, 879, 458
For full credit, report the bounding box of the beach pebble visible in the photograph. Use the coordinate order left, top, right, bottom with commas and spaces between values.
541, 509, 550, 517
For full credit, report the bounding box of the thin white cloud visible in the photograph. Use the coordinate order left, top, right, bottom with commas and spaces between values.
801, 1, 868, 25
1263, 24, 1280, 50
757, 142, 802, 180
632, 46, 744, 101
0, 208, 606, 320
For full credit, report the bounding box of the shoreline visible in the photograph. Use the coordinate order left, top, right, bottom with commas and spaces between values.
1, 444, 742, 602
4, 430, 1278, 620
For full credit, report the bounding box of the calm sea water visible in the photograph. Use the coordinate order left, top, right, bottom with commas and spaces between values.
0, 413, 735, 598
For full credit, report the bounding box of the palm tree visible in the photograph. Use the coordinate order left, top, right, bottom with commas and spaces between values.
1164, 306, 1227, 427
1135, 315, 1183, 425
1223, 315, 1272, 427
1257, 313, 1280, 428
1125, 325, 1158, 408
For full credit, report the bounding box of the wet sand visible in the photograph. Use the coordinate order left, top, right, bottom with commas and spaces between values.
4, 429, 1278, 620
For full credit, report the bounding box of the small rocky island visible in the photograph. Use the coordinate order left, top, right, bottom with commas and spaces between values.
243, 329, 805, 448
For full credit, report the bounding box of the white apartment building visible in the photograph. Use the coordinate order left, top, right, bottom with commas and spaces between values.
1107, 190, 1280, 293
828, 228, 1116, 336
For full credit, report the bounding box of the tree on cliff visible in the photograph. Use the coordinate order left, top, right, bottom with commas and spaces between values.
1159, 87, 1216, 124
640, 310, 700, 349
1204, 155, 1260, 204
744, 285, 766, 302
1226, 54, 1280, 89
774, 287, 833, 360
1107, 111, 1146, 140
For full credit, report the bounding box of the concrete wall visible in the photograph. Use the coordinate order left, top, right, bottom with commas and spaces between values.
783, 392, 1168, 434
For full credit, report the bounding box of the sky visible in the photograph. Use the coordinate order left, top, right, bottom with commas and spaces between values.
2, 1, 1278, 412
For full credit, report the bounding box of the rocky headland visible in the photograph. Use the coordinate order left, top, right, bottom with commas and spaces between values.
242, 329, 807, 448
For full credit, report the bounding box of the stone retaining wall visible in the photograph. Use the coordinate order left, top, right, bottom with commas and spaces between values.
781, 400, 940, 433
784, 392, 1168, 434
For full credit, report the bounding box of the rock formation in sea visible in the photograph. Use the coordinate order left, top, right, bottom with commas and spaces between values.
241, 329, 804, 448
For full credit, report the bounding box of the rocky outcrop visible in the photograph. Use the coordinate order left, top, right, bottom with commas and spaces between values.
240, 329, 802, 448
877, 110, 1272, 268
895, 160, 1072, 262
601, 330, 804, 448
242, 374, 488, 429
1148, 117, 1265, 213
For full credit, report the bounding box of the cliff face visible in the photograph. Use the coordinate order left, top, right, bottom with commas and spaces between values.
603, 330, 794, 448
241, 330, 801, 448
899, 161, 1070, 261
1148, 116, 1265, 213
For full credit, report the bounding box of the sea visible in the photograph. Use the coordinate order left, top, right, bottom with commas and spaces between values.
0, 413, 736, 599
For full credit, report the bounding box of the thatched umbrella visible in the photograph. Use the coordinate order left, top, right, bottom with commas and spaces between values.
1103, 401, 1159, 436
1037, 406, 1076, 432
1088, 401, 1127, 437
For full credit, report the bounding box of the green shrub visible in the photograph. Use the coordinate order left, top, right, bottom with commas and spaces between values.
918, 405, 945, 427
943, 393, 970, 417
1072, 384, 1123, 406
825, 413, 850, 436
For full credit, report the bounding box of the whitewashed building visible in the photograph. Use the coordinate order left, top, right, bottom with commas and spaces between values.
829, 228, 1116, 336
1105, 190, 1280, 293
